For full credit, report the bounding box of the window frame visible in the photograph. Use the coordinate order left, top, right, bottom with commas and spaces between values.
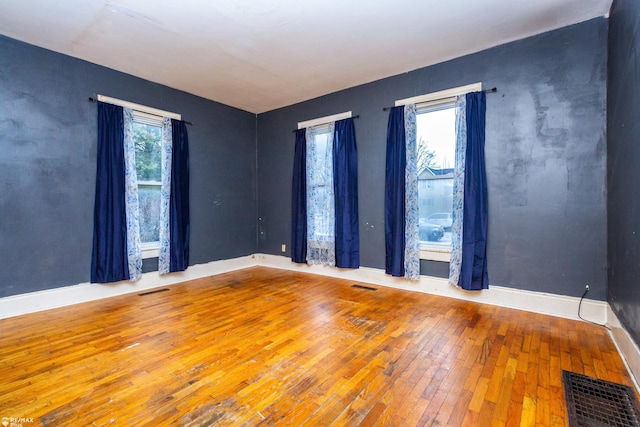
297, 111, 352, 254
305, 123, 334, 244
395, 83, 482, 262
132, 112, 164, 259
297, 111, 352, 129
416, 102, 455, 262
96, 94, 182, 261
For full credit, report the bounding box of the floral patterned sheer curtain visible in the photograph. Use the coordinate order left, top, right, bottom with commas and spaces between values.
158, 118, 172, 274
122, 108, 143, 280
306, 123, 336, 265
448, 96, 467, 287
403, 104, 420, 280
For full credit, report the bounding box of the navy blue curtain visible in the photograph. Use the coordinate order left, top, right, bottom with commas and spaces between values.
460, 92, 489, 290
385, 106, 406, 277
91, 102, 128, 283
333, 118, 359, 268
291, 129, 307, 263
169, 119, 190, 272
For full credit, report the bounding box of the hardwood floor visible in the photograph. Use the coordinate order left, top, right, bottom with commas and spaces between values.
0, 267, 636, 426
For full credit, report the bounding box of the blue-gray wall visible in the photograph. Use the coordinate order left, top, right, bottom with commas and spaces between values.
0, 35, 257, 297
257, 18, 608, 300
0, 18, 611, 304
607, 0, 640, 346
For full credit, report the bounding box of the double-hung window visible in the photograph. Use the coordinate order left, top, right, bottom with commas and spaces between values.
416, 102, 455, 260
396, 82, 482, 262
386, 82, 487, 286
132, 113, 163, 258
292, 111, 359, 268
299, 112, 348, 265
92, 95, 190, 283
306, 123, 335, 251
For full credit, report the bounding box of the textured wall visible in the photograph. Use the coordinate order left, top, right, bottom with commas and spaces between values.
607, 0, 640, 345
0, 35, 256, 297
0, 17, 610, 303
257, 18, 608, 300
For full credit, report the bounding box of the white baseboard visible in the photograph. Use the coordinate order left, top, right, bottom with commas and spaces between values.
607, 305, 640, 392
254, 254, 608, 323
0, 253, 609, 324
0, 255, 256, 320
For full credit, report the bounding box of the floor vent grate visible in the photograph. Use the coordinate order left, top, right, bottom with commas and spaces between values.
563, 370, 640, 426
138, 288, 170, 297
351, 284, 377, 291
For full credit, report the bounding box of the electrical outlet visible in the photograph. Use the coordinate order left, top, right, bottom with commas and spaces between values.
281, 244, 286, 253
585, 284, 590, 291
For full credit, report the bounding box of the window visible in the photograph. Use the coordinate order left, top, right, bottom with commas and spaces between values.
298, 113, 353, 253
417, 103, 455, 257
306, 124, 334, 241
132, 114, 163, 256
92, 94, 189, 283
94, 94, 184, 262
293, 110, 357, 267
395, 82, 481, 262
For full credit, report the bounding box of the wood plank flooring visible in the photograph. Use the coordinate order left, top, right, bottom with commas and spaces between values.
0, 267, 636, 426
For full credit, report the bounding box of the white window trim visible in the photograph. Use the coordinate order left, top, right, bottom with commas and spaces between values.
96, 94, 181, 120
141, 243, 159, 259
298, 111, 352, 129
138, 180, 162, 186
130, 113, 165, 259
133, 111, 164, 126
396, 83, 483, 263
418, 101, 455, 262
420, 245, 451, 262
138, 178, 162, 258
395, 82, 482, 108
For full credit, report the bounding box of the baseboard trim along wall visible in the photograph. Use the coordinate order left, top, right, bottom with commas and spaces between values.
606, 305, 640, 393
2, 253, 636, 389
0, 255, 256, 320
255, 254, 608, 323
0, 253, 608, 323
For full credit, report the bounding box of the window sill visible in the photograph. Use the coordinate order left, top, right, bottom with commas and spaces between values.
419, 245, 451, 262
141, 245, 159, 259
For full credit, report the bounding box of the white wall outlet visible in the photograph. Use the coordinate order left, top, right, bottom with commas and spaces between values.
281, 244, 286, 252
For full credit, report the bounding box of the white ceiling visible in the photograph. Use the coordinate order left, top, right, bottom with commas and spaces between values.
0, 0, 612, 114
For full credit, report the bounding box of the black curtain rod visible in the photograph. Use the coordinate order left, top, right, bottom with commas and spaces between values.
382, 87, 497, 111
88, 97, 194, 126
292, 115, 360, 132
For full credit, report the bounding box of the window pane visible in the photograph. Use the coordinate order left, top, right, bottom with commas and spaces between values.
138, 184, 160, 244
133, 122, 162, 182
307, 128, 334, 241
417, 106, 455, 246
133, 121, 162, 245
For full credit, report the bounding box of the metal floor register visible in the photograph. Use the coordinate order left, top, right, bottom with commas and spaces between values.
563, 370, 640, 426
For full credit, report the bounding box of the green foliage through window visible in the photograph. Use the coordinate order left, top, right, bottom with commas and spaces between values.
133, 121, 162, 244
133, 122, 162, 182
